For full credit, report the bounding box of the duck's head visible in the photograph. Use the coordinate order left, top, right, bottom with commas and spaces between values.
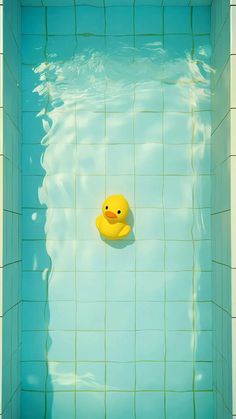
102, 195, 129, 222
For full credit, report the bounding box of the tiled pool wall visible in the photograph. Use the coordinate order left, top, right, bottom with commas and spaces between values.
211, 1, 236, 418
20, 4, 214, 419
0, 0, 22, 418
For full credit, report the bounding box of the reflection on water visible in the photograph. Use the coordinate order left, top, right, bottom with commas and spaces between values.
34, 41, 212, 118
22, 29, 213, 418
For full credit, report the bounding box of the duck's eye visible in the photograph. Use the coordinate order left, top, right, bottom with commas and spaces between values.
105, 206, 108, 210
117, 210, 121, 214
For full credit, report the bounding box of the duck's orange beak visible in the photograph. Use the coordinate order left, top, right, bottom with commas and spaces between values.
105, 211, 117, 219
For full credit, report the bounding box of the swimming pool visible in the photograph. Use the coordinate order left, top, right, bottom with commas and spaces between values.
1, 0, 235, 418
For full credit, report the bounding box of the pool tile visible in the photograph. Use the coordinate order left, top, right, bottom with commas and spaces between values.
76, 362, 105, 390
136, 302, 164, 330
164, 34, 192, 58
22, 112, 45, 144
106, 392, 135, 419
193, 144, 211, 174
40, 174, 76, 208
195, 392, 213, 419
195, 272, 212, 301
46, 392, 75, 419
106, 80, 134, 112
106, 242, 135, 271
195, 362, 212, 390
22, 241, 50, 271
135, 6, 163, 34
106, 113, 133, 143
194, 34, 211, 62
195, 331, 212, 361
76, 240, 106, 271
22, 7, 46, 34
48, 331, 75, 361
43, 143, 77, 175
166, 241, 194, 271
166, 392, 194, 419
164, 176, 193, 208
76, 331, 105, 361
134, 81, 163, 112
136, 330, 164, 360
136, 362, 164, 390
49, 301, 76, 330
76, 6, 105, 35
194, 175, 211, 207
196, 85, 211, 111
22, 35, 46, 64
106, 302, 135, 330
163, 82, 192, 112
166, 302, 193, 330
106, 175, 135, 206
22, 66, 47, 112
164, 112, 192, 144
166, 362, 193, 391
46, 35, 77, 60
106, 362, 135, 390
135, 143, 163, 175
76, 112, 105, 144
48, 272, 76, 301
76, 175, 105, 208
22, 173, 45, 207
45, 209, 76, 240
165, 209, 193, 240
43, 241, 74, 273
76, 36, 106, 57
106, 6, 133, 36
166, 331, 193, 361
22, 145, 44, 175
136, 240, 164, 271
76, 392, 105, 419
166, 272, 192, 301
22, 271, 48, 301
21, 392, 45, 419
47, 362, 75, 391
195, 302, 212, 330
76, 272, 106, 301
193, 208, 211, 240
106, 272, 135, 301
134, 112, 162, 143
136, 392, 164, 419
195, 240, 212, 270
164, 7, 191, 33
47, 6, 75, 35
22, 209, 46, 239
106, 331, 135, 362
21, 361, 46, 391
22, 331, 47, 361
77, 209, 100, 240
135, 35, 163, 58
164, 144, 192, 174
136, 272, 165, 301
77, 302, 105, 330
76, 145, 105, 175
135, 208, 164, 239
106, 144, 134, 175
135, 176, 163, 207
192, 6, 211, 35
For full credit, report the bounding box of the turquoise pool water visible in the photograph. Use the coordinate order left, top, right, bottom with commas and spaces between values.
21, 4, 213, 418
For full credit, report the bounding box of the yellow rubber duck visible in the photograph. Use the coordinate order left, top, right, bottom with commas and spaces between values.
96, 195, 131, 240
